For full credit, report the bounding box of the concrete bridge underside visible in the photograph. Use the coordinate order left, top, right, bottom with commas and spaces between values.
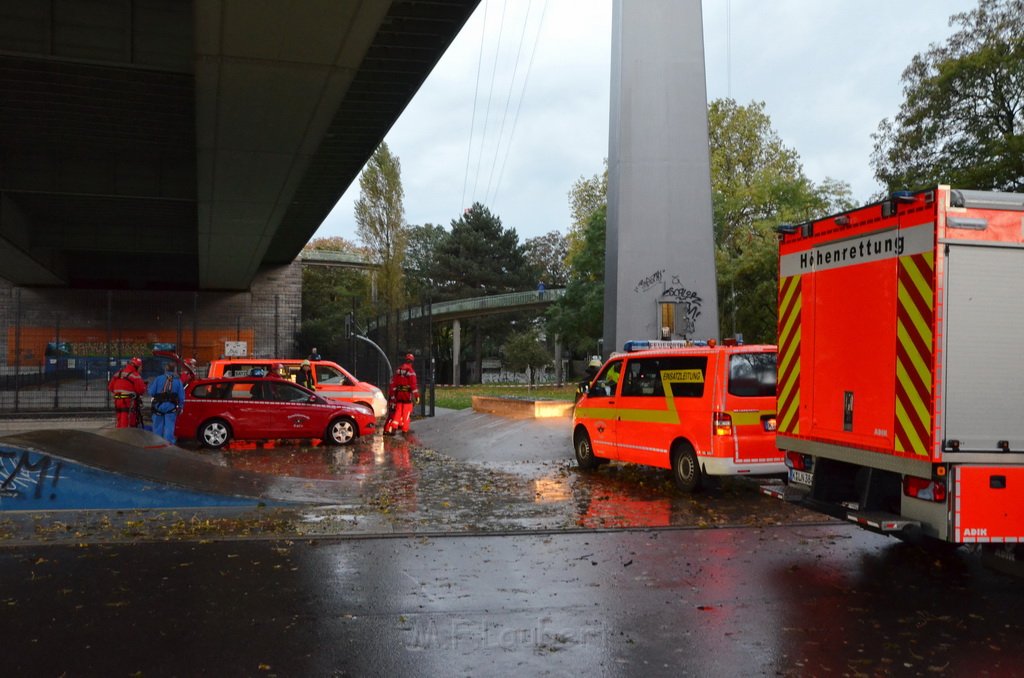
0, 0, 478, 292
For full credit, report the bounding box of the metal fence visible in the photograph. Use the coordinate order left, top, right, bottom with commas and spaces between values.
0, 283, 302, 414
0, 277, 552, 415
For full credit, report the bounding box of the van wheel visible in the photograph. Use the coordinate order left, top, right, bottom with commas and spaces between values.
325, 417, 357, 445
672, 443, 703, 492
199, 419, 231, 449
575, 430, 600, 470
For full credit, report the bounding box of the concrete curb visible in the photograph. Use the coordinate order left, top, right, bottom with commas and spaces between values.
470, 395, 574, 418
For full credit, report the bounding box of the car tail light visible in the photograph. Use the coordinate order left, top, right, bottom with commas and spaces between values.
786, 451, 805, 471
713, 412, 733, 436
903, 475, 947, 502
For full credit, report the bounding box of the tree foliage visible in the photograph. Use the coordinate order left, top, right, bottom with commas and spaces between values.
298, 237, 370, 360
524, 231, 569, 288
871, 0, 1024, 192
710, 98, 855, 342
567, 163, 608, 261
430, 203, 531, 300
404, 223, 448, 303
502, 329, 553, 386
355, 142, 407, 353
423, 203, 533, 382
548, 206, 606, 356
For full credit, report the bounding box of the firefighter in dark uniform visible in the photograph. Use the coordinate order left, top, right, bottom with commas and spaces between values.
384, 353, 419, 435
107, 357, 147, 428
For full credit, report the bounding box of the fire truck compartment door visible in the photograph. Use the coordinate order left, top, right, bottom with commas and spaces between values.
942, 244, 1024, 452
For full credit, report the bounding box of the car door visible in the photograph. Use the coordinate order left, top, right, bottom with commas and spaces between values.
577, 358, 624, 460
614, 356, 669, 468
227, 380, 269, 438
266, 379, 321, 437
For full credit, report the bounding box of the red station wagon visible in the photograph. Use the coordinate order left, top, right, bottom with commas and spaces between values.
175, 376, 377, 448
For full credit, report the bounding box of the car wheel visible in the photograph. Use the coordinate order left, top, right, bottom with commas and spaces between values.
574, 429, 600, 470
326, 417, 357, 445
672, 443, 703, 492
199, 419, 231, 449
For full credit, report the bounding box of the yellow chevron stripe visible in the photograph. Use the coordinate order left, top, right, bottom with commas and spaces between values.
895, 358, 930, 434
894, 253, 934, 458
896, 321, 931, 391
897, 284, 933, 349
902, 254, 934, 304
777, 275, 801, 436
894, 396, 928, 456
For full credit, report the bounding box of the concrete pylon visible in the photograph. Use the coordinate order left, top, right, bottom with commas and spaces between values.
604, 0, 719, 354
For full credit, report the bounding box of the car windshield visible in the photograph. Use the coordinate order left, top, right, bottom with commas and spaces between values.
728, 352, 777, 397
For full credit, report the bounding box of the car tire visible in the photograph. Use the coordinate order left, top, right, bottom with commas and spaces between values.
672, 442, 703, 493
326, 417, 357, 445
574, 429, 601, 470
199, 419, 231, 449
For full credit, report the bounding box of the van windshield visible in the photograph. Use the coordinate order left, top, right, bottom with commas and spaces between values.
728, 353, 777, 397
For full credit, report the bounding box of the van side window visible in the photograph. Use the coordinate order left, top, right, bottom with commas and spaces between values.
621, 358, 663, 397
316, 365, 346, 385
728, 353, 777, 397
593, 359, 623, 397
659, 356, 708, 398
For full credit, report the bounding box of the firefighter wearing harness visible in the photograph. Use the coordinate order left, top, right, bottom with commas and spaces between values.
107, 357, 147, 428
148, 362, 186, 443
383, 353, 419, 435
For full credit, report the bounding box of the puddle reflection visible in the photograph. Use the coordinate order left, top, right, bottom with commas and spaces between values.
192, 435, 808, 533
219, 433, 410, 480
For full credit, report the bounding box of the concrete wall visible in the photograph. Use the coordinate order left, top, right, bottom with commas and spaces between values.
604, 0, 720, 354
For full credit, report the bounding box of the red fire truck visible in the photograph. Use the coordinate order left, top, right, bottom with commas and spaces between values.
772, 185, 1024, 563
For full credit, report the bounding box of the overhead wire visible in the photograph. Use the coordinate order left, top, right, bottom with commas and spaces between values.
483, 0, 533, 206
470, 0, 509, 206
489, 0, 548, 208
460, 0, 490, 216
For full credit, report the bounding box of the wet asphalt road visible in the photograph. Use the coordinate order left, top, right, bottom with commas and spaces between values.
3, 526, 1023, 676
2, 410, 1024, 675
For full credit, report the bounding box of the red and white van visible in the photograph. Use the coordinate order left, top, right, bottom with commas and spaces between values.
572, 340, 784, 491
206, 358, 388, 419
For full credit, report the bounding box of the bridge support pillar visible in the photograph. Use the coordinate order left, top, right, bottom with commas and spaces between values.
554, 334, 562, 385
452, 318, 461, 386
604, 0, 719, 351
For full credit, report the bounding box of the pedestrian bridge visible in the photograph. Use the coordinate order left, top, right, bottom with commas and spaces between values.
370, 288, 566, 385
371, 288, 566, 327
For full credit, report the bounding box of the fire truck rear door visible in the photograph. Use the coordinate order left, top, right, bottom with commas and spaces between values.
942, 243, 1024, 452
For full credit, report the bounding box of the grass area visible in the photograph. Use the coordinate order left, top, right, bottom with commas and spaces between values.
432, 384, 578, 410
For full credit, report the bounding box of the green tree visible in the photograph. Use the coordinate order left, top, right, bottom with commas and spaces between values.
428, 203, 533, 382
567, 163, 608, 260
709, 98, 854, 342
871, 0, 1024, 192
355, 142, 407, 355
298, 237, 371, 360
430, 203, 531, 300
404, 223, 448, 303
502, 329, 552, 387
524, 230, 569, 288
548, 206, 606, 357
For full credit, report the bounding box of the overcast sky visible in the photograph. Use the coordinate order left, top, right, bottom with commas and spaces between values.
313, 0, 977, 245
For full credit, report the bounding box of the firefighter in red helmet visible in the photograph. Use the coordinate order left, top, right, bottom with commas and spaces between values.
107, 357, 147, 428
384, 353, 419, 435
